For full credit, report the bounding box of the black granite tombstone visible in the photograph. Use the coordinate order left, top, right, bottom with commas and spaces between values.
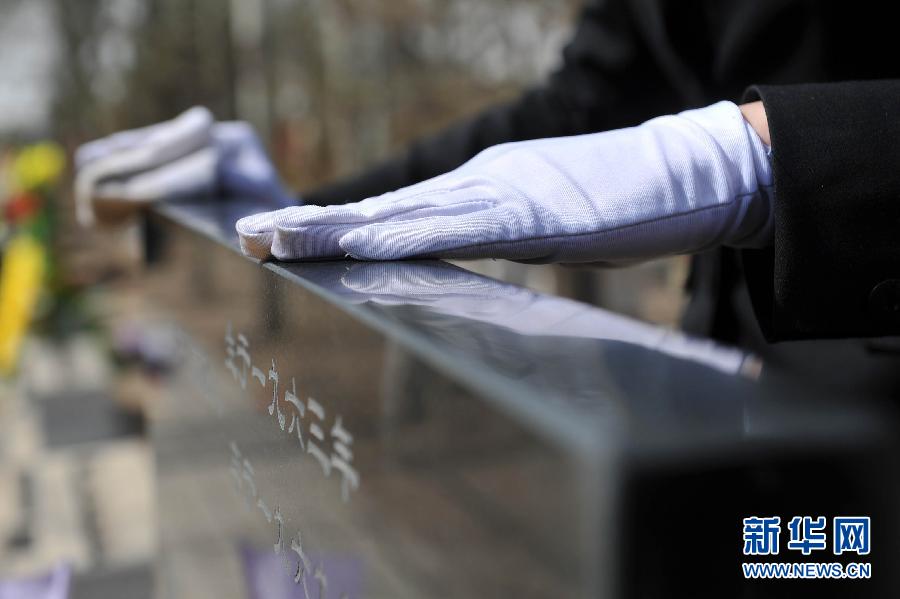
144, 198, 899, 598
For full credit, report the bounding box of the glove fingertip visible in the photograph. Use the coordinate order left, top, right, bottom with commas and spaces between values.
235, 212, 277, 258
238, 230, 274, 259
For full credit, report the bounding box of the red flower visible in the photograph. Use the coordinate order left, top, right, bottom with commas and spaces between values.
4, 193, 42, 223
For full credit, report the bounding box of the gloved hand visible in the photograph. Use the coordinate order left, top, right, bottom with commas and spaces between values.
74, 107, 293, 226
236, 101, 772, 263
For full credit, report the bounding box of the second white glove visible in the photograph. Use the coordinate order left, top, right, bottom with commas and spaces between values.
75, 108, 293, 226
237, 101, 773, 263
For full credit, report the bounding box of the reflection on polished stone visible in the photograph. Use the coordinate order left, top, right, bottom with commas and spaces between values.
291, 260, 752, 374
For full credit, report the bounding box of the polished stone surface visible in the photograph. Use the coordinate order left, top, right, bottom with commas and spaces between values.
145, 197, 899, 598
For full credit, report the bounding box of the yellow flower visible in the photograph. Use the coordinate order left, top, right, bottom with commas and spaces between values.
12, 142, 66, 192
0, 234, 46, 375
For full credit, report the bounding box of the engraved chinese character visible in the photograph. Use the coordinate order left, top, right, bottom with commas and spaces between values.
306, 397, 331, 475
225, 325, 238, 382
273, 506, 284, 554
225, 324, 251, 389
230, 441, 257, 508
290, 530, 312, 586
330, 416, 359, 502
229, 442, 243, 491
241, 458, 256, 501
284, 377, 306, 448
267, 359, 285, 429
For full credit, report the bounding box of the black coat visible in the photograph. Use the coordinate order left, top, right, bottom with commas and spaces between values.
304, 0, 900, 394
306, 0, 900, 205
742, 80, 900, 340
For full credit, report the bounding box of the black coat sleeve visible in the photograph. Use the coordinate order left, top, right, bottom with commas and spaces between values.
741, 80, 900, 341
303, 0, 682, 206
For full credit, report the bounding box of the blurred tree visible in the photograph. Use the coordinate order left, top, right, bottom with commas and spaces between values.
43, 0, 581, 288
48, 0, 578, 184
51, 0, 115, 142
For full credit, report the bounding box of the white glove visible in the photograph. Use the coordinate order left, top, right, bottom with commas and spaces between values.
210, 121, 294, 208
236, 101, 772, 263
75, 107, 292, 226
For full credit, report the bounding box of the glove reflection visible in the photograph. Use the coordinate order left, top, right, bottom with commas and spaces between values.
318, 261, 754, 378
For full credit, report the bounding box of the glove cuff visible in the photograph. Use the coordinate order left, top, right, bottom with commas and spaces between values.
676, 101, 775, 248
